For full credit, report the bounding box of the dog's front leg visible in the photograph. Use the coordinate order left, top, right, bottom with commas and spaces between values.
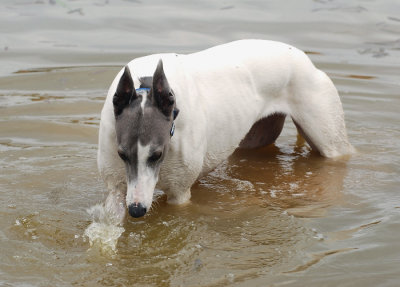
104, 182, 127, 225
159, 158, 202, 206
166, 187, 191, 205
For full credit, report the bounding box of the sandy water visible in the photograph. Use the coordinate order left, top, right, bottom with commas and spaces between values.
1, 0, 400, 286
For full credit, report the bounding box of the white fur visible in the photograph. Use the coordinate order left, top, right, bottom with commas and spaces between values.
98, 40, 353, 223
140, 93, 147, 110
125, 142, 157, 209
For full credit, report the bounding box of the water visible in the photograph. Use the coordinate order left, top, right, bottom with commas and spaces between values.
1, 0, 400, 286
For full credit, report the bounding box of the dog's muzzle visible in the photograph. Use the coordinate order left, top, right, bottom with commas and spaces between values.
128, 202, 147, 218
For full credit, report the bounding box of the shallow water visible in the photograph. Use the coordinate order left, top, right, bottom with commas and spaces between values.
1, 0, 400, 286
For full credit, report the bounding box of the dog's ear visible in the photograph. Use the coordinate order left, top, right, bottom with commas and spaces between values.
113, 66, 136, 117
152, 60, 175, 118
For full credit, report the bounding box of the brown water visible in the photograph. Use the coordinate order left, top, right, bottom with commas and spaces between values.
1, 0, 400, 286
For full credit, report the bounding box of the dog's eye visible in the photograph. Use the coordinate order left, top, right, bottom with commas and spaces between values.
148, 151, 162, 162
118, 149, 128, 161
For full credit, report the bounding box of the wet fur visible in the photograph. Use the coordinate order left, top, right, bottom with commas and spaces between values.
97, 40, 353, 223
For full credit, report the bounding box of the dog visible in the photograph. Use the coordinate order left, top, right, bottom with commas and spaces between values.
97, 39, 353, 224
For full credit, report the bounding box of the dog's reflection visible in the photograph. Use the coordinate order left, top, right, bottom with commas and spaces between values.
190, 140, 349, 218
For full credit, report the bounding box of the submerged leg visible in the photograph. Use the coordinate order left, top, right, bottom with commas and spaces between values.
104, 182, 127, 225
289, 70, 353, 157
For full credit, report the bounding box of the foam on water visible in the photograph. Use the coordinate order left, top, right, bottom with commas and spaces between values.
84, 204, 125, 255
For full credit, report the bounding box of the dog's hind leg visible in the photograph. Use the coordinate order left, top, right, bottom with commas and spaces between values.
289, 69, 353, 158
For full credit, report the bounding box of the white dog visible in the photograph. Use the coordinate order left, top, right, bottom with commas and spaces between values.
97, 40, 353, 224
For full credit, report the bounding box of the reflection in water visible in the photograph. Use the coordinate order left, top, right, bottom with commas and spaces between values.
0, 62, 378, 287
1, 0, 400, 284
61, 126, 350, 285
80, 139, 349, 286
284, 247, 357, 274
194, 141, 348, 218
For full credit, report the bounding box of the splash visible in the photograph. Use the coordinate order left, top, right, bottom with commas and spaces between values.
84, 204, 125, 255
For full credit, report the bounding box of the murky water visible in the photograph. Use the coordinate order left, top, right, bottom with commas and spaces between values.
1, 0, 400, 286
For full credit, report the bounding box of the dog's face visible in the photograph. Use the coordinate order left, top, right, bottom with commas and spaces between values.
113, 60, 178, 218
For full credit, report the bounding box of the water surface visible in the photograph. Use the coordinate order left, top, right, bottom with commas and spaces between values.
1, 0, 400, 286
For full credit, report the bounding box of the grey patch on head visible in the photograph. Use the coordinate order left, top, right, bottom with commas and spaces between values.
116, 104, 171, 179
139, 77, 153, 89
138, 108, 171, 146
115, 105, 141, 181
114, 60, 178, 185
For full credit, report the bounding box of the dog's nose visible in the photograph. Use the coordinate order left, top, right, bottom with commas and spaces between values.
128, 203, 147, 218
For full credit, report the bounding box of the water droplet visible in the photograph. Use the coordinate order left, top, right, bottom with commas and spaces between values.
227, 273, 235, 283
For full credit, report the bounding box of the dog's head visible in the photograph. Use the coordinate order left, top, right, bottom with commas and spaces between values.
113, 60, 178, 218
